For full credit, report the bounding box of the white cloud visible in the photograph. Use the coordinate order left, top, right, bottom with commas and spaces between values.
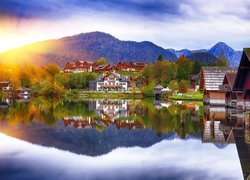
0, 0, 250, 52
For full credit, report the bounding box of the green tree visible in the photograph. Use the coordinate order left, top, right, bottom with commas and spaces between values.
142, 65, 152, 80
96, 57, 108, 65
192, 60, 202, 74
157, 55, 164, 61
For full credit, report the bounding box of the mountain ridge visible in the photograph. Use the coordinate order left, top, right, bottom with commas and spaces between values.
0, 32, 243, 67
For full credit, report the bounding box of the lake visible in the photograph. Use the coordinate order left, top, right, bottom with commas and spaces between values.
0, 97, 248, 180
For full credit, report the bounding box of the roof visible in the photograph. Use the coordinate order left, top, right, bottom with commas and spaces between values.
224, 73, 237, 89
202, 67, 238, 91
154, 84, 163, 89
0, 82, 11, 88
233, 48, 250, 91
244, 48, 250, 61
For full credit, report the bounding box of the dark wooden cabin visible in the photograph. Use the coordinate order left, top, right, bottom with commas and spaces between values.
219, 73, 237, 107
200, 67, 238, 105
233, 48, 250, 110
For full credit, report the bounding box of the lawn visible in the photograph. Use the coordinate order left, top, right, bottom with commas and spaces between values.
169, 91, 203, 101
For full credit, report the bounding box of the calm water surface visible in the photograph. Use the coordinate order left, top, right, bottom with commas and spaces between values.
0, 98, 248, 180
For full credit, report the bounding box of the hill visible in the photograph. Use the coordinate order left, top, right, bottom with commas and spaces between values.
0, 32, 243, 67
0, 32, 177, 67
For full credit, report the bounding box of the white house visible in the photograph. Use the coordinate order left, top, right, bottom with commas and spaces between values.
89, 72, 130, 91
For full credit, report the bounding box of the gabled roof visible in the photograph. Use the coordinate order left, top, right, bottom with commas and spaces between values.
0, 81, 11, 88
154, 84, 163, 89
103, 72, 121, 79
201, 67, 238, 91
224, 73, 237, 89
233, 48, 250, 91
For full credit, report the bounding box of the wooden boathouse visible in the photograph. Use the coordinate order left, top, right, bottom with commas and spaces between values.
200, 67, 238, 105
233, 48, 250, 111
219, 73, 237, 107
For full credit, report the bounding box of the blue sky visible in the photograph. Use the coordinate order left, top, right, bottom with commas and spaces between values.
0, 0, 250, 52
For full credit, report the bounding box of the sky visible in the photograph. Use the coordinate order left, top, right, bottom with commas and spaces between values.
0, 0, 250, 52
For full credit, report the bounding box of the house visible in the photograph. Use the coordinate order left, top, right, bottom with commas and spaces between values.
63, 60, 94, 73
89, 100, 129, 121
219, 73, 237, 107
0, 81, 13, 91
190, 74, 200, 91
94, 64, 117, 73
117, 61, 146, 71
233, 48, 250, 110
13, 88, 32, 98
133, 76, 148, 88
89, 72, 130, 91
200, 67, 238, 105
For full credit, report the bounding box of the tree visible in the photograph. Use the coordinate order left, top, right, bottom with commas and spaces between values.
157, 55, 164, 61
178, 80, 189, 93
142, 65, 152, 80
176, 55, 192, 80
44, 64, 60, 77
19, 72, 31, 87
168, 80, 179, 92
192, 60, 202, 74
96, 57, 108, 65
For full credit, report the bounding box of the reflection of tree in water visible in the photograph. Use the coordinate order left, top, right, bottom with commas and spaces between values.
0, 97, 201, 137
132, 100, 201, 137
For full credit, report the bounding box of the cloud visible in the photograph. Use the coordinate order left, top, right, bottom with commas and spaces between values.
0, 0, 250, 51
0, 0, 185, 20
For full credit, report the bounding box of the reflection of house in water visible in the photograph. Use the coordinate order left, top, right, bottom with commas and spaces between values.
115, 120, 145, 130
153, 100, 171, 110
233, 127, 250, 179
201, 106, 233, 144
89, 100, 129, 121
64, 117, 144, 130
0, 98, 11, 108
182, 103, 200, 122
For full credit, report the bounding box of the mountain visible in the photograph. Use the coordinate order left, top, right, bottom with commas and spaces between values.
187, 52, 217, 64
176, 42, 242, 66
176, 49, 192, 57
0, 32, 177, 67
0, 32, 243, 67
208, 42, 242, 67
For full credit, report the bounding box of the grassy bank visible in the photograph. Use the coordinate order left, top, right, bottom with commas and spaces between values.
169, 91, 203, 101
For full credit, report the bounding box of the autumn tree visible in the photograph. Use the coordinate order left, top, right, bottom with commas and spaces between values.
168, 80, 179, 92
178, 80, 189, 93
44, 64, 60, 77
176, 55, 192, 81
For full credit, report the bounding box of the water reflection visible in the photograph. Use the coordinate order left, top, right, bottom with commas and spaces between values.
0, 97, 249, 179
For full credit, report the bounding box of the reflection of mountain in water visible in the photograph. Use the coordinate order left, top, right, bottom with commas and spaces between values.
0, 120, 181, 156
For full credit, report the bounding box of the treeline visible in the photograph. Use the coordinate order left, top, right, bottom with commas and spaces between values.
141, 54, 229, 96
0, 64, 97, 97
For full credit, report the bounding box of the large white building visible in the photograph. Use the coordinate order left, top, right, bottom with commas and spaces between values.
89, 72, 130, 91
